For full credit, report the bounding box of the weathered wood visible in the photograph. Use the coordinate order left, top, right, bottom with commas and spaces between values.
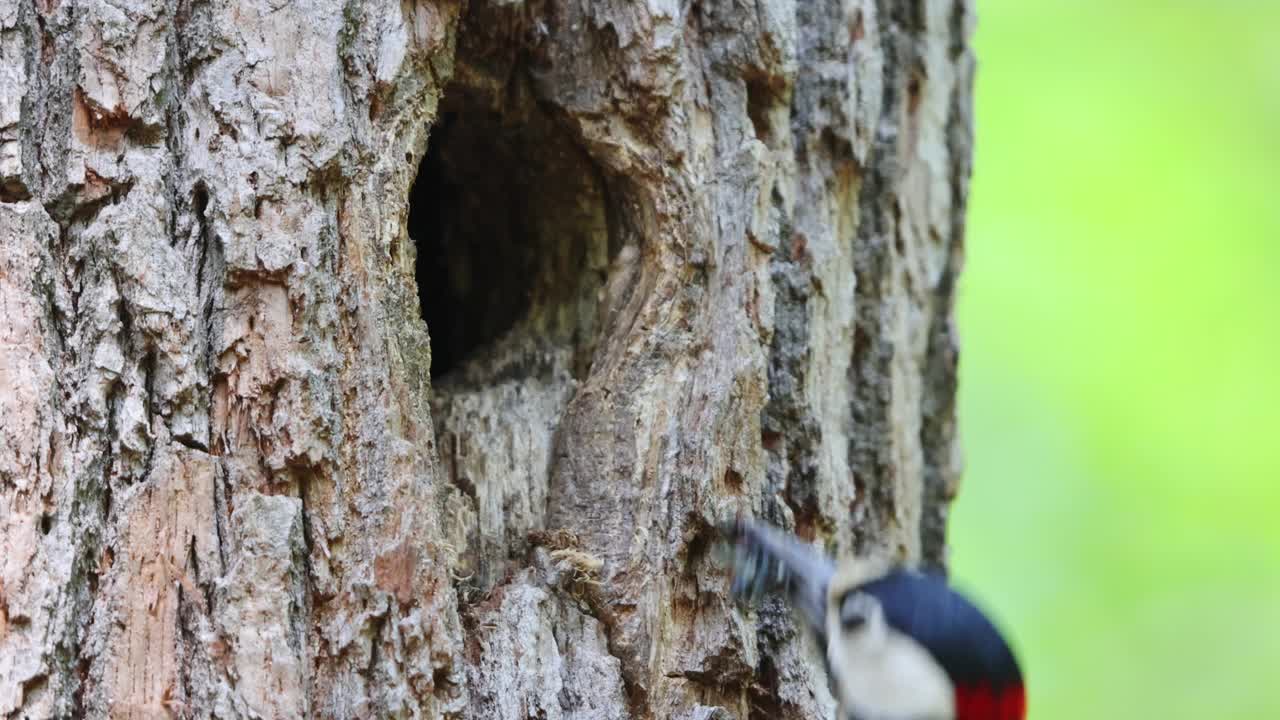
0, 0, 973, 717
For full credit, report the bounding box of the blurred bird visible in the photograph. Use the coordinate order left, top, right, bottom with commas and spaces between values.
724, 519, 1024, 720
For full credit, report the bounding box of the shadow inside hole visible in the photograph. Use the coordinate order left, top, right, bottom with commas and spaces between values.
410, 110, 535, 380
407, 89, 615, 382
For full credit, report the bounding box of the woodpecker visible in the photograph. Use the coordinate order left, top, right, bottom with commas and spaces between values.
725, 520, 1025, 720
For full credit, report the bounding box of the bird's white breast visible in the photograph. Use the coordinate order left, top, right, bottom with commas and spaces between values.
826, 624, 956, 720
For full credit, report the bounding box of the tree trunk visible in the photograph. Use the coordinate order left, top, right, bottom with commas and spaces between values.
0, 0, 973, 717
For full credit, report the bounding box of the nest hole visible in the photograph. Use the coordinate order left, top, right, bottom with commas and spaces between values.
408, 81, 616, 383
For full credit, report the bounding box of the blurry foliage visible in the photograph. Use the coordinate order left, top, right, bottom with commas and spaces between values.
949, 1, 1280, 717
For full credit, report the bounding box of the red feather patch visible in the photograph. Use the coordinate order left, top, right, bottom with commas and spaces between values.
955, 683, 1026, 720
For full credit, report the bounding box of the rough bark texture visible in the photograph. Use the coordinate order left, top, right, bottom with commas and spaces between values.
0, 0, 973, 717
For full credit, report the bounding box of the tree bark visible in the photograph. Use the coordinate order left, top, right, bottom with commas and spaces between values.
0, 0, 973, 717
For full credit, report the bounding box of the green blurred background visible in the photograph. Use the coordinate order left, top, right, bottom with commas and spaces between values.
948, 1, 1280, 718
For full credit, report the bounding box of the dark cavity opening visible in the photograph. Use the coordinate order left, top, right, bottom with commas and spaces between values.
408, 80, 616, 382
409, 108, 525, 379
